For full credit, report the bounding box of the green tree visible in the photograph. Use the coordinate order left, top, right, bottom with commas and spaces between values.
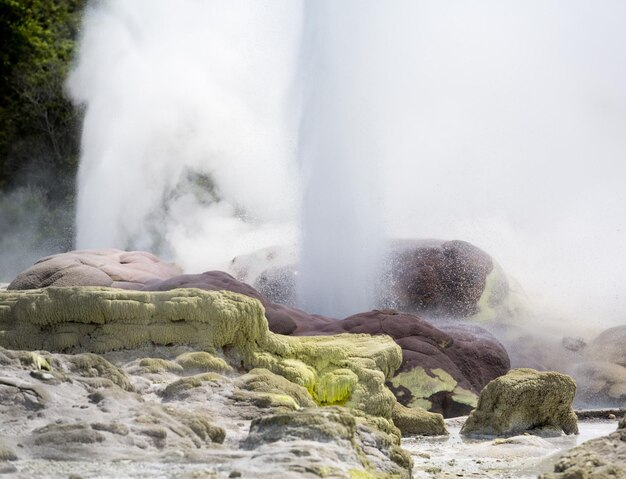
0, 0, 86, 279
0, 0, 85, 195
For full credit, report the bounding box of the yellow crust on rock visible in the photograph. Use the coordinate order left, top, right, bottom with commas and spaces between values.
0, 287, 402, 418
390, 366, 478, 411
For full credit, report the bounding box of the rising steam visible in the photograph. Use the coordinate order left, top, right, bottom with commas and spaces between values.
68, 0, 301, 272
69, 1, 626, 324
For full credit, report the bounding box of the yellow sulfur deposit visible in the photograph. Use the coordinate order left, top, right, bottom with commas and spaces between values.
0, 287, 402, 419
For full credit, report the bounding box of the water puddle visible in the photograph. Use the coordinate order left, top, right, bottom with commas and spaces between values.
403, 418, 617, 479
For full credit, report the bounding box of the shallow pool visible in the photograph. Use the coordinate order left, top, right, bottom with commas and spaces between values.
403, 418, 618, 479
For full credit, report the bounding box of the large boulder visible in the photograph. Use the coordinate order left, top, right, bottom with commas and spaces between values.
383, 239, 509, 319
540, 417, 626, 479
236, 239, 511, 320
460, 368, 579, 436
8, 249, 181, 290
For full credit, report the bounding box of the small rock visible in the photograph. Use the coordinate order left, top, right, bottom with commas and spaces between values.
562, 336, 586, 352
0, 463, 17, 474
29, 371, 54, 381
228, 472, 242, 478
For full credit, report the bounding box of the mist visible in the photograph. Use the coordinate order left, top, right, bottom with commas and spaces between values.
0, 186, 74, 282
68, 0, 301, 272
68, 1, 626, 326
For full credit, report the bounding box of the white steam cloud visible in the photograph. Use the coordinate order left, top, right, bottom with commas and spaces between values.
69, 0, 301, 271
69, 1, 626, 326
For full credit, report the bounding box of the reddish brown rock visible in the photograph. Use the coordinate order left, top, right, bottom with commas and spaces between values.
251, 239, 509, 319
384, 239, 506, 318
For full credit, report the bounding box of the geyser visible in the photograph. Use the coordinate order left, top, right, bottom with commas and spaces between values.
296, 1, 387, 316
69, 1, 626, 325
68, 0, 301, 272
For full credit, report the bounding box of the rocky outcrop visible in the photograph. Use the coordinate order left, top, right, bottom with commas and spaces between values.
460, 369, 579, 436
139, 273, 510, 417
0, 345, 412, 478
572, 325, 626, 409
6, 249, 510, 417
66, 267, 508, 418
0, 287, 401, 419
7, 249, 513, 418
0, 285, 424, 476
539, 417, 626, 479
311, 310, 510, 418
7, 249, 181, 290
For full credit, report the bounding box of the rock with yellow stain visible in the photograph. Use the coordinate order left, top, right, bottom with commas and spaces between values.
461, 368, 579, 437
309, 309, 510, 418
389, 367, 477, 416
0, 287, 400, 420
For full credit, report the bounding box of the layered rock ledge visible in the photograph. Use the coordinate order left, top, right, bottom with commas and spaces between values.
0, 286, 451, 477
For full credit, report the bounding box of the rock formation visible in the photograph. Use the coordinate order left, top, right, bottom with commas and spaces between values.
0, 287, 402, 418
311, 309, 510, 417
0, 344, 414, 477
5, 249, 513, 418
460, 368, 579, 436
572, 325, 626, 408
0, 286, 449, 476
7, 249, 181, 290
383, 239, 509, 319
540, 416, 626, 479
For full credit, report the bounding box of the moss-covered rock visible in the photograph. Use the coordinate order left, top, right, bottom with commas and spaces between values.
0, 287, 267, 353
233, 368, 316, 410
136, 357, 184, 374
176, 351, 233, 374
0, 287, 402, 419
66, 353, 133, 391
161, 373, 224, 400
460, 368, 578, 436
391, 402, 447, 436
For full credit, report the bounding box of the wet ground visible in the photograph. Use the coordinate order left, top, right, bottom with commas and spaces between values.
403, 417, 618, 479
